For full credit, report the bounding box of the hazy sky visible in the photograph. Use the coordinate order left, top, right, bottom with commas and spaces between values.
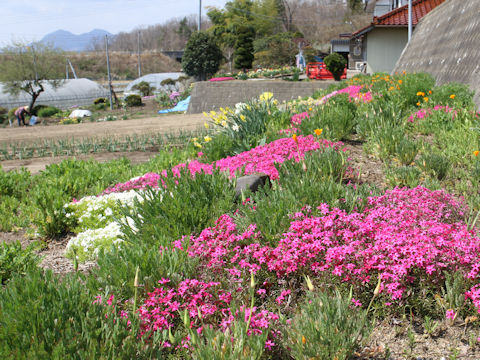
0, 0, 229, 46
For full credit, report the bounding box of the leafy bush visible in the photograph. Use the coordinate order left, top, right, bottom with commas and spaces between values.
37, 106, 61, 118
132, 81, 156, 96
282, 290, 372, 360
324, 52, 346, 81
160, 78, 176, 86
125, 94, 142, 107
93, 97, 107, 105
182, 31, 223, 81
0, 241, 40, 284
31, 104, 48, 116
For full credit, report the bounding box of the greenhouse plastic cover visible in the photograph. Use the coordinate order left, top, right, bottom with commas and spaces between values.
124, 73, 185, 95
0, 78, 109, 110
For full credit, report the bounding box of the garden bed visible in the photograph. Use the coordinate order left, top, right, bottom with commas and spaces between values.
2, 73, 480, 359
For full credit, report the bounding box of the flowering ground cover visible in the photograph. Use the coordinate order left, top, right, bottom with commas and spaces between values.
3, 72, 480, 358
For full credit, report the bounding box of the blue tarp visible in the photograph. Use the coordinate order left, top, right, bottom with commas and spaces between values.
158, 96, 191, 114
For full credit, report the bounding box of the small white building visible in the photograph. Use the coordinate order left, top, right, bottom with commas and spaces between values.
350, 0, 445, 74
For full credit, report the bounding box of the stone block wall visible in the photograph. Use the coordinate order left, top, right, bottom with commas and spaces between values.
187, 80, 334, 114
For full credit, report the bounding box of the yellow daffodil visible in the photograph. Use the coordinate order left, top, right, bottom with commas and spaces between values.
240, 114, 246, 122
204, 136, 212, 142
204, 122, 209, 129
193, 141, 202, 148
259, 92, 273, 101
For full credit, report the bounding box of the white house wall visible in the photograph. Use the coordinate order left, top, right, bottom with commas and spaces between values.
366, 28, 408, 73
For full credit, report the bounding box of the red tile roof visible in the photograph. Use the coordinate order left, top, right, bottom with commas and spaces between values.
352, 0, 446, 37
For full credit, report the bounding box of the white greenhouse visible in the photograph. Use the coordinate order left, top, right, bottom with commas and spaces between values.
0, 78, 110, 110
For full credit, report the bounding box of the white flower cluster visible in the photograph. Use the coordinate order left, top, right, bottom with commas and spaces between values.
65, 189, 149, 262
65, 221, 124, 261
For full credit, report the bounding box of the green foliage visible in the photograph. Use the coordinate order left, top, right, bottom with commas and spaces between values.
324, 52, 346, 81
299, 93, 357, 141
0, 241, 40, 284
160, 78, 176, 86
125, 94, 143, 107
188, 308, 268, 360
234, 26, 255, 70
417, 152, 450, 181
282, 290, 372, 360
235, 150, 377, 244
253, 32, 297, 67
131, 81, 156, 96
395, 137, 420, 166
121, 167, 236, 247
182, 31, 223, 81
37, 106, 61, 118
431, 82, 475, 109
385, 165, 422, 188
0, 268, 168, 359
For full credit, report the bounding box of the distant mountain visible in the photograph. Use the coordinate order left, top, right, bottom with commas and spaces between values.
40, 29, 113, 51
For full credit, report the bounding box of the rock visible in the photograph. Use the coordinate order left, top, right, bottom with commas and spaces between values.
235, 173, 271, 198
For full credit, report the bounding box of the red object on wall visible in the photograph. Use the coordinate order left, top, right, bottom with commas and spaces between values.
305, 62, 347, 80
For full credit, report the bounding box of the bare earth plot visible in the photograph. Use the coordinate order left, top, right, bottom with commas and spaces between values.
0, 113, 206, 173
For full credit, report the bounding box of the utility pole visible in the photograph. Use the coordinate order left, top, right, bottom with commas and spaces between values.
137, 31, 142, 77
198, 0, 202, 31
66, 61, 69, 80
105, 35, 113, 110
408, 0, 412, 41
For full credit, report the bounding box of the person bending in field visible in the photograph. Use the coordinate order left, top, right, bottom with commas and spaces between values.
15, 106, 30, 126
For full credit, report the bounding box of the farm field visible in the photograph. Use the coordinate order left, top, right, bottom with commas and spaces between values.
2, 73, 480, 359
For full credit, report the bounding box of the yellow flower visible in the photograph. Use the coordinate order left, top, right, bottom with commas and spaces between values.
308, 107, 312, 111
210, 111, 217, 116
259, 92, 273, 101
423, 97, 429, 102
416, 102, 421, 106
192, 137, 198, 142
450, 94, 456, 99
389, 86, 395, 91
204, 136, 212, 142
302, 336, 306, 344
240, 114, 246, 122
417, 91, 425, 97
474, 150, 479, 157
292, 134, 298, 143
202, 111, 208, 117
428, 90, 432, 94
314, 128, 323, 136
221, 120, 227, 127
204, 122, 209, 129
193, 141, 202, 148
398, 79, 403, 84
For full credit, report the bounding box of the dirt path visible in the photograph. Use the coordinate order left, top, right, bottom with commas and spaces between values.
0, 113, 206, 145
0, 113, 206, 173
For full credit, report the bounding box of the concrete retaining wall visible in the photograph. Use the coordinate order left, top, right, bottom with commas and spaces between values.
187, 80, 334, 114
393, 0, 480, 108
